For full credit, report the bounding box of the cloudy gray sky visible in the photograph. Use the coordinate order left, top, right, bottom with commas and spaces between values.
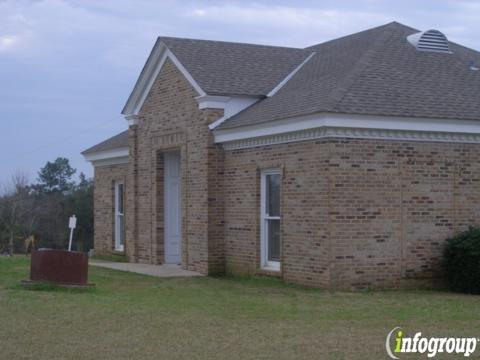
1, 0, 479, 184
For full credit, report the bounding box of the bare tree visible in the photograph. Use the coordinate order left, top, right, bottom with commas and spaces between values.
0, 171, 30, 255
0, 159, 92, 253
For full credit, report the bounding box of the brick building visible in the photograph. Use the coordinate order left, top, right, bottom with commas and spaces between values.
83, 22, 480, 289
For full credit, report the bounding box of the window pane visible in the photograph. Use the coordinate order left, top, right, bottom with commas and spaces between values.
266, 174, 280, 216
117, 184, 124, 214
119, 215, 124, 246
267, 219, 280, 261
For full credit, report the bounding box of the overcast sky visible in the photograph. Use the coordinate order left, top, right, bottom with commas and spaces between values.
1, 0, 479, 185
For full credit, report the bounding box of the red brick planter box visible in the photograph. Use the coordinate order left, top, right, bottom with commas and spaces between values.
30, 249, 89, 285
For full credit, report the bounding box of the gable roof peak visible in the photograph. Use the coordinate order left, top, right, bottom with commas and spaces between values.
305, 21, 417, 50
122, 35, 312, 116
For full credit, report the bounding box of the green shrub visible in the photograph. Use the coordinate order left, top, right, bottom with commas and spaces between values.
444, 227, 480, 294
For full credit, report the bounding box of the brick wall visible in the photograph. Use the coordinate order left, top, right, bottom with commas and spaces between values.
93, 163, 128, 256
223, 140, 331, 288
328, 139, 480, 289
224, 138, 480, 289
125, 126, 138, 260
92, 56, 480, 289
125, 58, 224, 274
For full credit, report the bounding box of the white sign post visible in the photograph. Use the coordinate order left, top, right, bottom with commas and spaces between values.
68, 215, 77, 251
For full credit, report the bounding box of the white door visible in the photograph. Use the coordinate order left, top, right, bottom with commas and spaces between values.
164, 151, 181, 264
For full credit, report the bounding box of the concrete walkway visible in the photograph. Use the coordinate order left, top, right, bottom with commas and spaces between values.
89, 260, 203, 278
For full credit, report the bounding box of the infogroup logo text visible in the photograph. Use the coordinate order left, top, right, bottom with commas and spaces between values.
386, 327, 478, 358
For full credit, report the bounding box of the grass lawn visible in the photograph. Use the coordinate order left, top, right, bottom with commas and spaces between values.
1, 257, 479, 359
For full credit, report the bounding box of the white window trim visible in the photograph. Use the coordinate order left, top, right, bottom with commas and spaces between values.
260, 169, 281, 271
114, 181, 125, 252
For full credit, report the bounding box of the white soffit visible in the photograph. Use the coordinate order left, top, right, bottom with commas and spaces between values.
83, 147, 129, 167
90, 157, 129, 167
122, 40, 206, 118
201, 95, 261, 130
213, 113, 480, 149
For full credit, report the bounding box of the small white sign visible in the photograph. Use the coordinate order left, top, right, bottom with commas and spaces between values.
68, 215, 77, 251
69, 215, 77, 229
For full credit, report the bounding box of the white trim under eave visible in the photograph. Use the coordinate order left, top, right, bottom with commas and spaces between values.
91, 156, 129, 167
203, 95, 261, 130
83, 147, 129, 167
197, 95, 230, 109
122, 40, 206, 118
125, 114, 139, 126
213, 113, 480, 149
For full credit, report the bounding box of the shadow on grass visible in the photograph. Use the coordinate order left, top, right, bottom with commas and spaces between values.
9, 281, 97, 294
215, 273, 325, 293
213, 273, 460, 298
91, 254, 128, 262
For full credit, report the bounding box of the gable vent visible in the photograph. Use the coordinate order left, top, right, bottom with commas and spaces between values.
407, 29, 451, 54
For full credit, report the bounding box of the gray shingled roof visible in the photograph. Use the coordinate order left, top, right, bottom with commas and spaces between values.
160, 37, 310, 96
86, 22, 480, 154
218, 22, 480, 129
82, 130, 128, 155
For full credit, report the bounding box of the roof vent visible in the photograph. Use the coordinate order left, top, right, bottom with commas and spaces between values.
407, 29, 451, 53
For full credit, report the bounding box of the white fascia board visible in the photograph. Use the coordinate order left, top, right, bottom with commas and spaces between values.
213, 113, 480, 145
122, 41, 206, 119
91, 156, 129, 167
83, 147, 129, 163
196, 95, 231, 110
203, 95, 261, 130
125, 114, 139, 126
267, 52, 316, 97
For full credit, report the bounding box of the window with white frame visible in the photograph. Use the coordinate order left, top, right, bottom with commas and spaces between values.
260, 169, 281, 270
114, 181, 125, 251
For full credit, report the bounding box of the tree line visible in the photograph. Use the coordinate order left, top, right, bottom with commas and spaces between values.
0, 157, 93, 254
